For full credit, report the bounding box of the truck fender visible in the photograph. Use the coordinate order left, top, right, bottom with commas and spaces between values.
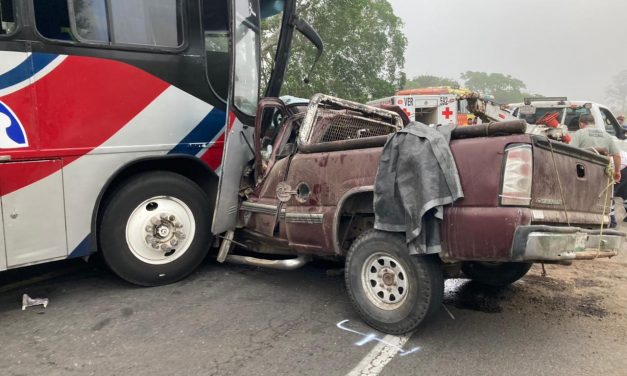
332, 186, 374, 255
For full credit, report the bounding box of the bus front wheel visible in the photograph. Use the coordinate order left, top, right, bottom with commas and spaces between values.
99, 171, 212, 286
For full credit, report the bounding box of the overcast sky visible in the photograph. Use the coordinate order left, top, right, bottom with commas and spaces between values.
388, 0, 627, 105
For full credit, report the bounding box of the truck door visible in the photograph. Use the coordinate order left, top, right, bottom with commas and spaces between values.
241, 99, 293, 238
599, 107, 625, 139
212, 0, 261, 234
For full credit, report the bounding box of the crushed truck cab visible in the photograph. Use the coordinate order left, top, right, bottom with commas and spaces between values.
224, 94, 624, 335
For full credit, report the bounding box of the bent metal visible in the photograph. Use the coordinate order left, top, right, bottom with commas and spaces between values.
0, 0, 622, 335
218, 93, 623, 334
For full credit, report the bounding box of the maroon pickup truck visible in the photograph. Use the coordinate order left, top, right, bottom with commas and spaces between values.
219, 94, 624, 334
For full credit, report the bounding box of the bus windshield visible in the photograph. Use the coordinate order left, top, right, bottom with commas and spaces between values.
205, 0, 288, 116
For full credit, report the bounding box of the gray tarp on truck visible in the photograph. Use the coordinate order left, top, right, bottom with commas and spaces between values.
374, 122, 464, 254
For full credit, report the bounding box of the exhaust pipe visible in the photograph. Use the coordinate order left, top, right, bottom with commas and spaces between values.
224, 254, 311, 270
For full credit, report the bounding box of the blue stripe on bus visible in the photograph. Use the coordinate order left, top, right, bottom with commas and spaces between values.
67, 108, 227, 260
0, 53, 59, 90
168, 107, 227, 156
68, 235, 92, 259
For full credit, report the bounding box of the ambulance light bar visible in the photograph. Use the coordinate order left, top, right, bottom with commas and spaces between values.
523, 97, 567, 105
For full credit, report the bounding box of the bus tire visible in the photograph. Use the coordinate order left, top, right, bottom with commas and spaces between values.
345, 230, 444, 335
99, 171, 212, 286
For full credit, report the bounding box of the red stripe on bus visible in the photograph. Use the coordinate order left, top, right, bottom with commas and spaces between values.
200, 132, 225, 170
36, 56, 169, 150
0, 56, 169, 196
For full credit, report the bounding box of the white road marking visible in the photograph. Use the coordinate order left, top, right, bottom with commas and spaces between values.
346, 332, 413, 376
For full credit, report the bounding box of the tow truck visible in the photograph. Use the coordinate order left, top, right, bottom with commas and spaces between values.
509, 98, 626, 146
370, 89, 571, 141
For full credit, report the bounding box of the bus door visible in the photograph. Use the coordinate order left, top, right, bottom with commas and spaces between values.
212, 0, 262, 234
211, 0, 321, 235
0, 0, 67, 268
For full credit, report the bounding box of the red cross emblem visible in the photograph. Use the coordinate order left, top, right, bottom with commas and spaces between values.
441, 107, 453, 119
402, 107, 412, 119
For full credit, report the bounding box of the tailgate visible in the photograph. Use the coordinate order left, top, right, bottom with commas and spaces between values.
530, 136, 610, 226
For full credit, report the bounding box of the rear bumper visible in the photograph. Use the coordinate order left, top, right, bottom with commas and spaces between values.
512, 225, 624, 262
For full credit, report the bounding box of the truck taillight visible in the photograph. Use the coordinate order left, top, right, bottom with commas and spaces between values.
500, 144, 533, 206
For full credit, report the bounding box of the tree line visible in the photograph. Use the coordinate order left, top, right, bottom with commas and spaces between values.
270, 0, 625, 111
404, 73, 541, 104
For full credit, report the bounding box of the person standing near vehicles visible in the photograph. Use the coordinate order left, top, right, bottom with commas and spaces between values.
569, 114, 622, 227
614, 149, 627, 222
618, 115, 626, 130
570, 114, 621, 181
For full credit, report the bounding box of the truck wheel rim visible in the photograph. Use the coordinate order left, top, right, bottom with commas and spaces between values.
125, 196, 196, 265
361, 252, 409, 310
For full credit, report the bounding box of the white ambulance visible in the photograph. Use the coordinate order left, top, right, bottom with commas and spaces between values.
369, 87, 488, 126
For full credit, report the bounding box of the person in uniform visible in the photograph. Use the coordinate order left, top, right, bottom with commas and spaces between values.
569, 114, 622, 227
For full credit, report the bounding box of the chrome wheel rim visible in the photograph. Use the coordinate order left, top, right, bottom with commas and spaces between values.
361, 252, 409, 310
125, 196, 195, 265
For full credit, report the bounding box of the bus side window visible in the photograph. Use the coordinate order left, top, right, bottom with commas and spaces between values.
33, 0, 73, 41
37, 0, 182, 47
108, 0, 183, 47
0, 0, 16, 35
203, 0, 229, 101
69, 0, 109, 42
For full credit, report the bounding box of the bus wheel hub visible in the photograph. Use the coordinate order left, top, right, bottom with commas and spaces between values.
126, 196, 196, 265
144, 213, 186, 251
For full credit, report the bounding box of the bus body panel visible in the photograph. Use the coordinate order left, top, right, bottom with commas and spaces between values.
1, 159, 67, 267
0, 51, 227, 268
0, 0, 283, 276
212, 116, 254, 234
0, 200, 5, 271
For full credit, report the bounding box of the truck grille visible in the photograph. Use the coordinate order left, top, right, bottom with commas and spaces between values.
313, 111, 397, 143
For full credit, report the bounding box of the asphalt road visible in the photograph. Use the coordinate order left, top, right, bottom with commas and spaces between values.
1, 251, 626, 376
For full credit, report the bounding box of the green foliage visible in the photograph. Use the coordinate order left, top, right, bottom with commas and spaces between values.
404, 75, 459, 90
460, 71, 528, 104
606, 70, 627, 114
263, 0, 407, 103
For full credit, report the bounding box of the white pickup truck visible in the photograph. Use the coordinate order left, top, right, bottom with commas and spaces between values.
509, 97, 627, 148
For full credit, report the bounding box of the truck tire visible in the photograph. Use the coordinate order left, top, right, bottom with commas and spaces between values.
345, 230, 444, 335
99, 171, 212, 286
461, 262, 532, 287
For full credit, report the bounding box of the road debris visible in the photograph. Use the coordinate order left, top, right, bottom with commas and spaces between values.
21, 294, 49, 310
442, 303, 456, 320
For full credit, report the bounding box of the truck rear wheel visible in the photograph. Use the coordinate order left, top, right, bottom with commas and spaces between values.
345, 230, 444, 335
461, 262, 532, 287
99, 171, 212, 286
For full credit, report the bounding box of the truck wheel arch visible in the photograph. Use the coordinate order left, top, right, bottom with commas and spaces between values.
333, 186, 375, 255
90, 155, 219, 254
